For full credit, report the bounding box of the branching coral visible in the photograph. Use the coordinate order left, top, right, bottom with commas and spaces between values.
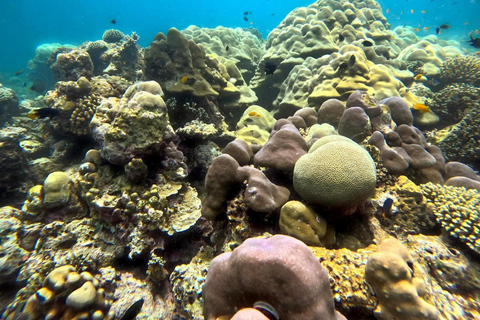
439, 56, 480, 86
426, 83, 480, 126
421, 182, 480, 254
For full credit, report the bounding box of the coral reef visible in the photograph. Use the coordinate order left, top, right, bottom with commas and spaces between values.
2, 2, 480, 320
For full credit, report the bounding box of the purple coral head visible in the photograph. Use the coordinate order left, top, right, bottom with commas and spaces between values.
203, 234, 346, 320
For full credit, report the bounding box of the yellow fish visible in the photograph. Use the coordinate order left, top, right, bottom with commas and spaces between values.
413, 74, 423, 80
413, 103, 431, 113
421, 10, 427, 14
181, 76, 188, 83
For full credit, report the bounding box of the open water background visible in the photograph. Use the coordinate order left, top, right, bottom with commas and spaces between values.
0, 0, 478, 74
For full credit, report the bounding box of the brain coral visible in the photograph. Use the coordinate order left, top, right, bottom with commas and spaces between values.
293, 135, 376, 208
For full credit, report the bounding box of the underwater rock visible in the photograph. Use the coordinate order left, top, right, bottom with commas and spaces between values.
203, 234, 346, 320
365, 238, 438, 320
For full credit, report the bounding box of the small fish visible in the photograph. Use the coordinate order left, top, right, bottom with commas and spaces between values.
413, 74, 423, 80
119, 299, 144, 320
14, 69, 26, 76
337, 62, 349, 72
410, 9, 414, 13
243, 16, 248, 21
225, 45, 229, 51
382, 198, 394, 216
439, 23, 451, 30
468, 35, 480, 48
338, 34, 345, 42
421, 10, 427, 13
23, 83, 27, 87
436, 27, 441, 35
400, 11, 404, 14
386, 9, 390, 13
264, 61, 277, 75
249, 21, 253, 25
243, 11, 251, 15
362, 40, 373, 47
413, 28, 420, 32
349, 54, 356, 67
464, 22, 470, 25
29, 79, 45, 93
412, 103, 431, 113
110, 19, 116, 24
248, 111, 262, 117
181, 76, 188, 84
423, 27, 429, 31
27, 108, 60, 120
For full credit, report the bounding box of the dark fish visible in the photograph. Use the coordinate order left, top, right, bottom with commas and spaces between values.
244, 11, 250, 15
225, 45, 229, 51
436, 27, 441, 34
27, 108, 60, 120
338, 34, 345, 42
243, 16, 248, 21
29, 79, 45, 93
119, 299, 144, 320
337, 62, 349, 72
349, 54, 356, 67
468, 35, 480, 48
14, 69, 26, 76
264, 61, 277, 75
439, 23, 451, 30
110, 19, 116, 24
382, 198, 394, 215
362, 40, 374, 47
23, 83, 27, 87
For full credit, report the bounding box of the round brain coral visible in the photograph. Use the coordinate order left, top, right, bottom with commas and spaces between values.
102, 29, 125, 43
293, 135, 376, 208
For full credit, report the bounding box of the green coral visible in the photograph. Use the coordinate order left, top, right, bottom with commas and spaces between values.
426, 83, 480, 125
421, 183, 480, 254
439, 56, 480, 86
437, 103, 480, 169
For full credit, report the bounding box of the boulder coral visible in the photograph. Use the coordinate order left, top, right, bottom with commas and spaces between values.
250, 0, 425, 113
202, 234, 346, 320
279, 200, 335, 246
201, 153, 290, 220
3, 265, 111, 320
90, 81, 175, 165
365, 238, 438, 320
293, 135, 376, 209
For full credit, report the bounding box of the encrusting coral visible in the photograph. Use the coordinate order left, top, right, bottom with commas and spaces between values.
365, 238, 438, 320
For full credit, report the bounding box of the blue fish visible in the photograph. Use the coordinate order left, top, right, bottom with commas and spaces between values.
382, 198, 394, 215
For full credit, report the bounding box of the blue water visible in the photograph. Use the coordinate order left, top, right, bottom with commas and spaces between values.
0, 0, 478, 75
